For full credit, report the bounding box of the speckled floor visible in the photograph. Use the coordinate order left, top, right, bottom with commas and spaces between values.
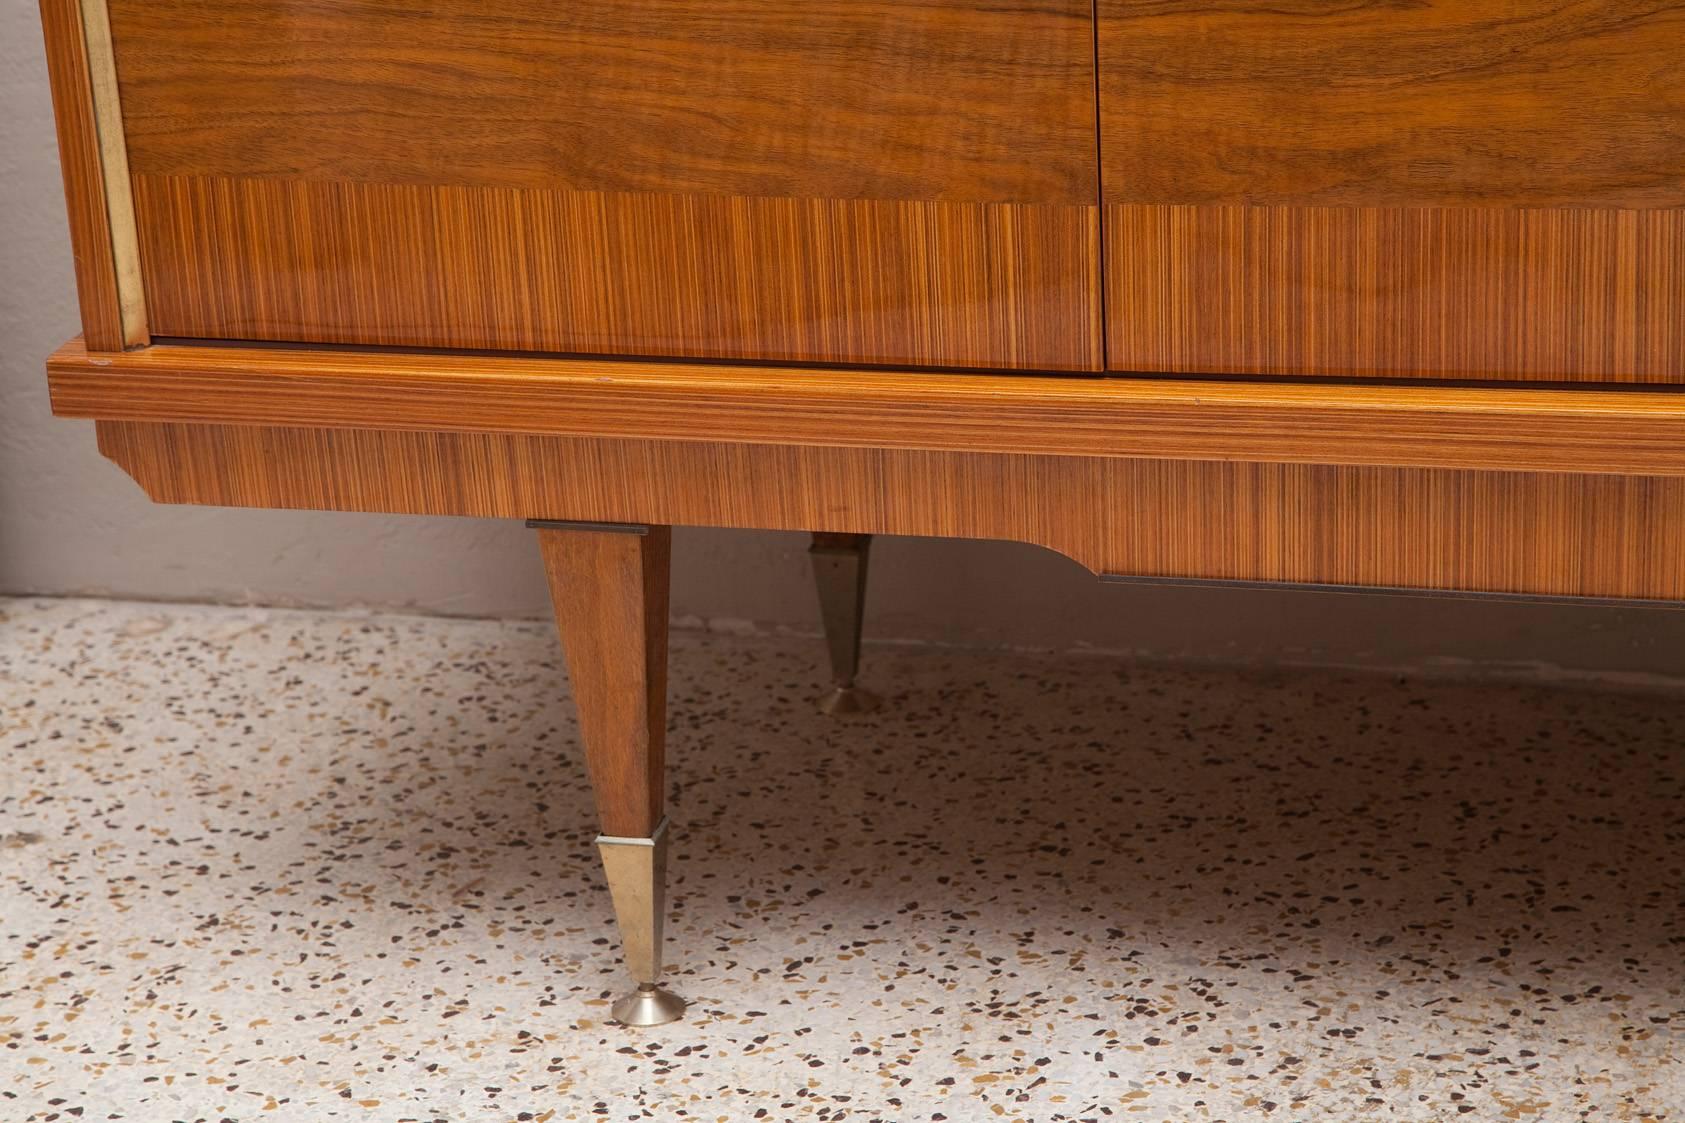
2, 596, 1681, 1122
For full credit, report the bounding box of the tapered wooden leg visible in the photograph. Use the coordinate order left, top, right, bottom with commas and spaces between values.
534, 521, 683, 1026
808, 532, 880, 714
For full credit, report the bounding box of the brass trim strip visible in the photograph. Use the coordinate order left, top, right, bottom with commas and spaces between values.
596, 817, 670, 850
77, 0, 147, 346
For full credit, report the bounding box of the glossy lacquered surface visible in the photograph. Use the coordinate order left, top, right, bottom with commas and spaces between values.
107, 0, 1101, 370
110, 0, 1095, 205
129, 176, 1101, 370
1099, 0, 1685, 382
47, 338, 1685, 478
1106, 204, 1685, 381
43, 0, 1685, 383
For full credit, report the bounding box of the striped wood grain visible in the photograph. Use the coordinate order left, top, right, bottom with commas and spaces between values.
132, 174, 1102, 370
46, 337, 1685, 477
97, 421, 1685, 601
1099, 0, 1685, 382
107, 0, 1099, 368
1107, 204, 1685, 381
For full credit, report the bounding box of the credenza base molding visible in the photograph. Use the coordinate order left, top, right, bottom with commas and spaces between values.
49, 338, 1685, 478
96, 420, 1685, 603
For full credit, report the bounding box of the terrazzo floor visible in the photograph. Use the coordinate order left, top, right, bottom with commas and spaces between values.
1, 596, 1681, 1122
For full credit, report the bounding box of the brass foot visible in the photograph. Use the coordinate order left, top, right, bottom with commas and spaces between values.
611, 982, 687, 1027
597, 819, 685, 1027
817, 684, 881, 715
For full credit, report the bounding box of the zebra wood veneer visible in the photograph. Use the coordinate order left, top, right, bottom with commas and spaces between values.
1098, 0, 1685, 381
110, 0, 1101, 370
36, 0, 1685, 1025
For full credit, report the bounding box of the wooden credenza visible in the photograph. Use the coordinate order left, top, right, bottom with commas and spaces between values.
38, 0, 1685, 1024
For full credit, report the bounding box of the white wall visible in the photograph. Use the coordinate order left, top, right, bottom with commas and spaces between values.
6, 0, 1684, 684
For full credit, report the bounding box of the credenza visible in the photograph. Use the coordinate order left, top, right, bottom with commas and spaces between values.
38, 0, 1685, 1025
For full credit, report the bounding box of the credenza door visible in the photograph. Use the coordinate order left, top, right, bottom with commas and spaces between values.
109, 0, 1101, 370
1098, 1, 1685, 382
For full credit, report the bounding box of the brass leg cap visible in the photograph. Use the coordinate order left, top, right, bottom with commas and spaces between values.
612, 984, 686, 1027
817, 685, 881, 715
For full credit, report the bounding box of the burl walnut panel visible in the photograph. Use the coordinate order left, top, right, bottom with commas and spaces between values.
108, 0, 1100, 369
109, 0, 1094, 205
1100, 0, 1685, 382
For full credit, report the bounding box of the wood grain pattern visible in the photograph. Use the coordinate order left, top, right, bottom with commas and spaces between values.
108, 0, 1095, 207
1098, 0, 1685, 382
1107, 204, 1685, 381
130, 174, 1101, 370
48, 338, 1685, 477
97, 421, 1685, 602
537, 526, 671, 838
38, 0, 146, 351
1098, 0, 1685, 210
108, 0, 1098, 367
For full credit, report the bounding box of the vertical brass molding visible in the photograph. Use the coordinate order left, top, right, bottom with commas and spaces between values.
77, 0, 147, 347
